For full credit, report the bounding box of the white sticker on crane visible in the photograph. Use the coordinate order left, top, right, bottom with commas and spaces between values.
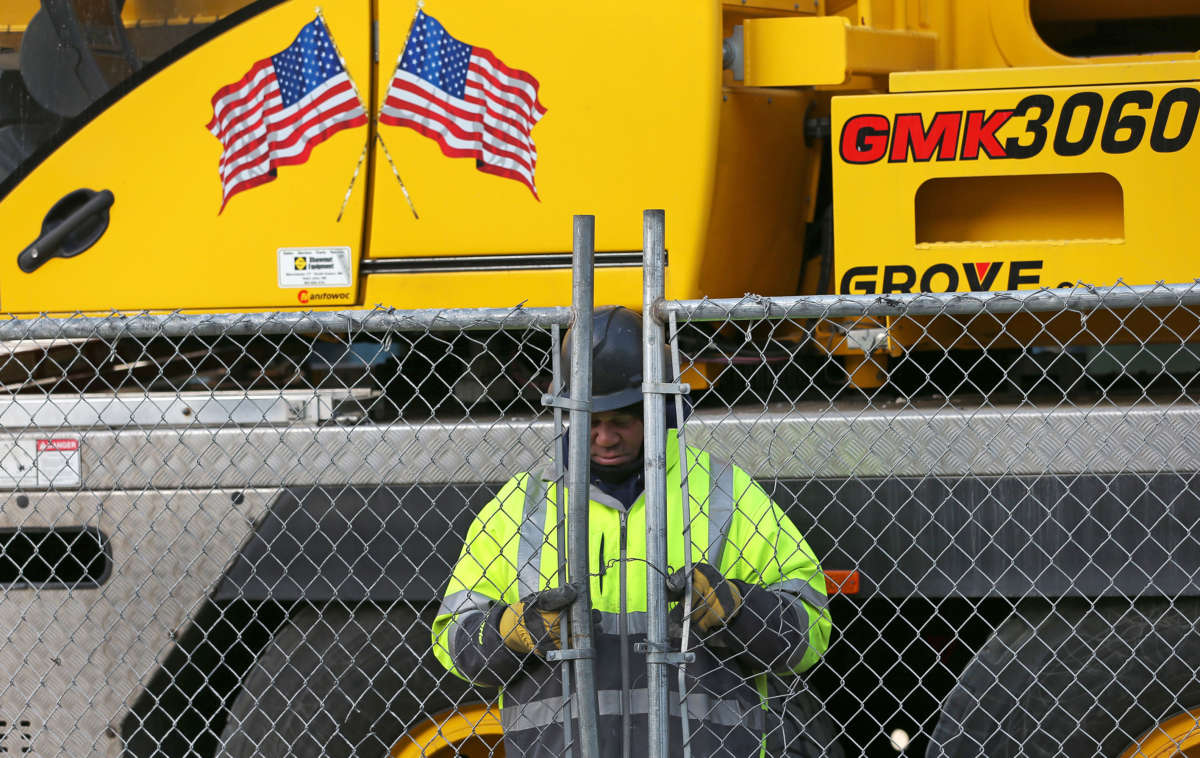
0, 438, 81, 489
36, 438, 81, 488
277, 247, 352, 288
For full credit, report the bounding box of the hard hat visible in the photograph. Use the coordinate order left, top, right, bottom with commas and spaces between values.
563, 306, 659, 413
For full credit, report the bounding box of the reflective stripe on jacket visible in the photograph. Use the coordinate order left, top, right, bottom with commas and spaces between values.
432, 431, 831, 757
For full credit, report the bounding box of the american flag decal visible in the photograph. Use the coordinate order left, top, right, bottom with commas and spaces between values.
380, 11, 547, 198
206, 17, 367, 211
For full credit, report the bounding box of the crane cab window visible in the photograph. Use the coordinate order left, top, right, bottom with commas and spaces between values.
0, 0, 259, 183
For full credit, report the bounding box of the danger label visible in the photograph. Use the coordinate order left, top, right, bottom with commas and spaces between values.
36, 439, 78, 453
0, 437, 83, 489
277, 247, 352, 288
35, 438, 81, 487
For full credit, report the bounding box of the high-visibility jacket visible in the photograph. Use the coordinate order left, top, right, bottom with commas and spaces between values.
432, 432, 831, 757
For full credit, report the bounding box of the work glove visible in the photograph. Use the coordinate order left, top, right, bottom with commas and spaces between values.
499, 585, 579, 656
665, 562, 744, 632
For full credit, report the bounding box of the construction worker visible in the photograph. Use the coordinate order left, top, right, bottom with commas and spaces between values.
432, 306, 831, 757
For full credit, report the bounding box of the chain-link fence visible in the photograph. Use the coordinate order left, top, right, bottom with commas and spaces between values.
2, 278, 1200, 758
656, 280, 1200, 758
0, 307, 580, 758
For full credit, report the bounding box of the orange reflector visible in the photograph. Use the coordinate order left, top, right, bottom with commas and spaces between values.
824, 570, 860, 595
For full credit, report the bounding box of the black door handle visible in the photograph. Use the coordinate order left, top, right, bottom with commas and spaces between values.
18, 188, 114, 273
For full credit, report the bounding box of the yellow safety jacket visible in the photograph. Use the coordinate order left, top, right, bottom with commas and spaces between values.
433, 431, 831, 757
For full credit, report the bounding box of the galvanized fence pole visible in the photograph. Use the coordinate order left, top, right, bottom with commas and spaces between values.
549, 323, 576, 757
641, 209, 672, 758
566, 215, 601, 758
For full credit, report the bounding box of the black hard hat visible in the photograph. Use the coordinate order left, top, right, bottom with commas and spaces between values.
563, 306, 657, 413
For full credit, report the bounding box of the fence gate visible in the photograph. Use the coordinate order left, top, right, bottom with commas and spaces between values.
0, 307, 597, 758
647, 267, 1200, 757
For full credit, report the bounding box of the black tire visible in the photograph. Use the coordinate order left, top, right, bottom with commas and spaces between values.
928, 598, 1200, 757
216, 602, 488, 758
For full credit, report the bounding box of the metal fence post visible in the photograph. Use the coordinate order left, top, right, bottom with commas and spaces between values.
549, 323, 576, 757
567, 214, 602, 758
641, 209, 671, 758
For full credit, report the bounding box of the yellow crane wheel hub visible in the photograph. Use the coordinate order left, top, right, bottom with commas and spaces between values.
1120, 707, 1200, 758
390, 703, 504, 758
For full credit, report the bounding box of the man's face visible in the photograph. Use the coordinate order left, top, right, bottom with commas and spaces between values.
590, 409, 644, 467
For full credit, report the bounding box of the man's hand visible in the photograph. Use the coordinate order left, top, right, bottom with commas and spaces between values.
665, 563, 744, 632
498, 585, 577, 656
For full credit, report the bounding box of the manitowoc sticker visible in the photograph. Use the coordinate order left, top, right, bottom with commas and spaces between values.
277, 247, 351, 288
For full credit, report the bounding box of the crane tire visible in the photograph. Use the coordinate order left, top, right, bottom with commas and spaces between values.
215, 601, 481, 758
927, 598, 1200, 757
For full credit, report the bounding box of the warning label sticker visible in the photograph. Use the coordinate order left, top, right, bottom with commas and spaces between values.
36, 438, 81, 487
0, 437, 82, 489
277, 247, 352, 288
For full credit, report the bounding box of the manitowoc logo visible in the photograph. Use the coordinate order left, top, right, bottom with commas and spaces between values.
840, 261, 1046, 294
841, 87, 1200, 163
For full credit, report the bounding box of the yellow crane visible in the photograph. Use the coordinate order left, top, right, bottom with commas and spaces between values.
2, 2, 1199, 757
